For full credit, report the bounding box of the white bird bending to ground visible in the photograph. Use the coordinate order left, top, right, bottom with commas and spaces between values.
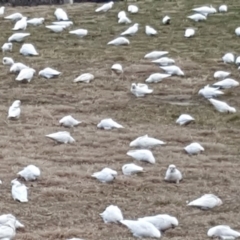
138, 214, 179, 232
59, 115, 81, 128
10, 62, 29, 73
164, 164, 182, 184
184, 142, 204, 155
212, 79, 239, 89
122, 163, 144, 176
187, 194, 222, 210
118, 15, 131, 24
128, 5, 138, 13
69, 29, 88, 37
120, 23, 139, 36
8, 33, 30, 42
0, 214, 24, 229
207, 225, 240, 239
162, 15, 171, 24
144, 51, 168, 59
46, 25, 66, 33
12, 17, 27, 31
222, 53, 235, 63
95, 1, 114, 12
120, 219, 161, 238
0, 6, 5, 15
111, 63, 123, 74
16, 68, 35, 83
214, 70, 230, 79
235, 27, 240, 36
97, 118, 124, 130
209, 98, 236, 113
130, 134, 165, 148
187, 13, 207, 22
2, 42, 12, 52
131, 83, 153, 97
39, 67, 61, 79
45, 131, 75, 144
27, 17, 45, 26
20, 43, 39, 56
160, 65, 184, 76
4, 12, 23, 21
17, 165, 41, 181
176, 114, 195, 125
0, 220, 16, 239
107, 37, 130, 46
192, 5, 216, 14
100, 205, 123, 223
11, 179, 28, 203
8, 100, 21, 120
127, 149, 156, 164
198, 85, 224, 99
54, 8, 69, 21
145, 25, 157, 36
151, 57, 175, 66
52, 21, 73, 28
185, 28, 195, 38
91, 168, 117, 183
145, 73, 171, 83
74, 73, 94, 83
219, 5, 228, 12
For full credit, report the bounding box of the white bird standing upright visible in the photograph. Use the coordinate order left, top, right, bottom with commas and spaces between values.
73, 73, 94, 83
219, 5, 228, 12
0, 220, 16, 239
188, 194, 222, 210
59, 115, 81, 128
17, 165, 41, 181
160, 65, 184, 76
128, 5, 139, 13
145, 25, 157, 36
236, 56, 240, 65
8, 100, 21, 120
95, 1, 114, 12
185, 28, 195, 38
16, 68, 35, 82
222, 53, 235, 63
91, 168, 117, 183
184, 142, 204, 155
118, 15, 131, 24
209, 98, 236, 113
54, 8, 69, 21
122, 163, 144, 176
97, 118, 124, 130
130, 135, 165, 148
187, 13, 207, 22
27, 17, 45, 26
8, 33, 30, 42
100, 205, 123, 223
4, 12, 23, 21
2, 42, 12, 53
207, 225, 240, 239
235, 27, 240, 36
144, 51, 168, 59
38, 67, 61, 79
212, 78, 239, 89
45, 131, 75, 144
12, 17, 27, 31
176, 114, 195, 126
11, 179, 28, 203
2, 57, 14, 66
138, 214, 179, 232
120, 220, 161, 238
0, 6, 5, 15
118, 11, 126, 19
69, 29, 88, 37
120, 23, 139, 36
214, 70, 231, 79
107, 37, 130, 46
145, 73, 171, 83
131, 83, 153, 97
162, 15, 171, 24
127, 149, 156, 164
164, 164, 182, 184
20, 43, 39, 56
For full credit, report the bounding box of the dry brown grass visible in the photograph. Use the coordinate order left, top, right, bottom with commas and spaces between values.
1, 0, 240, 239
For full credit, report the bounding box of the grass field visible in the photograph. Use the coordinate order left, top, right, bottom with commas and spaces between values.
1, 0, 240, 239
